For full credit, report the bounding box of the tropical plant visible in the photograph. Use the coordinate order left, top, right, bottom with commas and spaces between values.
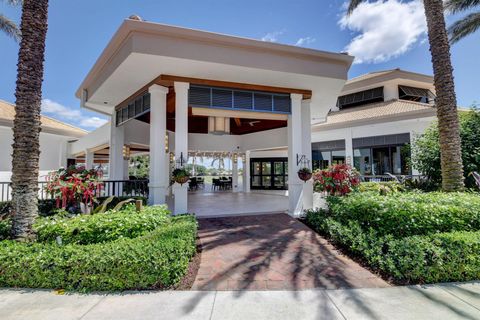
172, 168, 190, 185
347, 0, 465, 192
46, 165, 103, 212
297, 167, 313, 182
10, 0, 49, 240
445, 0, 480, 43
313, 164, 360, 195
0, 0, 22, 41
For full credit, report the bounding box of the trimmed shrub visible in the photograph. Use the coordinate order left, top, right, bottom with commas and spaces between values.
0, 215, 197, 291
327, 192, 480, 237
357, 181, 405, 194
305, 209, 480, 284
1, 199, 58, 217
35, 204, 170, 245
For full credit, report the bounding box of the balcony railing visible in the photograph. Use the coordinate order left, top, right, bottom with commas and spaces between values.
0, 180, 149, 203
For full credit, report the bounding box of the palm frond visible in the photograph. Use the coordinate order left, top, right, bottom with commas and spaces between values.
445, 0, 480, 14
347, 0, 368, 15
0, 14, 21, 42
2, 0, 22, 6
448, 12, 480, 43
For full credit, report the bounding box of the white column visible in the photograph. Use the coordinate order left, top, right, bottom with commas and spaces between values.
244, 151, 251, 192
85, 150, 94, 170
345, 129, 354, 166
232, 156, 239, 192
148, 84, 169, 205
288, 93, 303, 216
173, 82, 189, 214
301, 100, 313, 211
410, 131, 420, 175
109, 114, 125, 180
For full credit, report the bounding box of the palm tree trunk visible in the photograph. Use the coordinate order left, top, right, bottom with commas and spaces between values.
10, 0, 49, 240
423, 0, 464, 191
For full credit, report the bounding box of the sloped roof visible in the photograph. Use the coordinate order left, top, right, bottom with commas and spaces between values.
0, 100, 87, 138
344, 68, 434, 89
313, 99, 436, 131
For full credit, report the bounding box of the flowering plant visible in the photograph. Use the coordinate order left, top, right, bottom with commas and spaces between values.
313, 164, 360, 196
46, 165, 103, 211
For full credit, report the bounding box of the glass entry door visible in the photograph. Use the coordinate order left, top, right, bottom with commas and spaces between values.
250, 158, 288, 190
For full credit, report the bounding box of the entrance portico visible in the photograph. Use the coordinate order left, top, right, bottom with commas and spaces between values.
75, 18, 353, 216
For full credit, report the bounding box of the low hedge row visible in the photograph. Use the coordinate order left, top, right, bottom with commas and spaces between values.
35, 204, 170, 245
0, 215, 197, 291
305, 209, 480, 284
327, 192, 480, 237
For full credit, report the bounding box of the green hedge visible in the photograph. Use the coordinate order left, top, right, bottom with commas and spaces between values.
0, 215, 197, 291
305, 209, 480, 284
327, 192, 480, 237
34, 204, 170, 245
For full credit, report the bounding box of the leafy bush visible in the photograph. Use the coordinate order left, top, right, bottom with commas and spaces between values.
35, 204, 170, 245
0, 219, 10, 240
0, 215, 197, 291
411, 108, 480, 188
357, 181, 405, 194
305, 209, 480, 284
313, 164, 360, 195
327, 192, 480, 237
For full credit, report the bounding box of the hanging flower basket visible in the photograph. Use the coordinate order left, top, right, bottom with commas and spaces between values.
297, 167, 312, 182
172, 168, 190, 185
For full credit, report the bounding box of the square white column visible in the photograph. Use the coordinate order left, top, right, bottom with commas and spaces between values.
85, 150, 94, 170
109, 113, 125, 180
288, 93, 304, 216
244, 151, 251, 192
148, 84, 169, 205
232, 155, 239, 192
345, 129, 354, 166
301, 99, 313, 211
173, 82, 189, 214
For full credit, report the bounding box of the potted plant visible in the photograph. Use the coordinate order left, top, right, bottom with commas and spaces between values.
172, 168, 190, 185
297, 167, 312, 182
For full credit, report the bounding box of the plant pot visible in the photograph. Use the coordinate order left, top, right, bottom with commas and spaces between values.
175, 176, 190, 185
298, 171, 312, 182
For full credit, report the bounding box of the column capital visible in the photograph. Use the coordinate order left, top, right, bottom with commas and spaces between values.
174, 81, 190, 92
148, 84, 169, 95
290, 93, 303, 101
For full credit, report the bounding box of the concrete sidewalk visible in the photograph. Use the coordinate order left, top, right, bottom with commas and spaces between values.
1, 282, 479, 320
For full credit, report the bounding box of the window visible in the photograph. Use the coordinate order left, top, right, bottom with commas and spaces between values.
398, 85, 435, 104
353, 145, 410, 176
312, 150, 344, 171
250, 158, 288, 190
354, 148, 372, 175
115, 92, 151, 126
337, 87, 384, 109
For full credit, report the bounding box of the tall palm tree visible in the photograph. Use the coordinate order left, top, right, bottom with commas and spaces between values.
10, 0, 49, 240
445, 0, 480, 43
0, 0, 22, 41
347, 0, 465, 191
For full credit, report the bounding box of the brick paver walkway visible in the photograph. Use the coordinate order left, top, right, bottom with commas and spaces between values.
192, 213, 389, 291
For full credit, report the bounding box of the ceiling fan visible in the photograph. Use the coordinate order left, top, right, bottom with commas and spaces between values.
248, 120, 261, 127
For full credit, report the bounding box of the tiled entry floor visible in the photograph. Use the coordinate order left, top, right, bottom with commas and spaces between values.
192, 214, 389, 291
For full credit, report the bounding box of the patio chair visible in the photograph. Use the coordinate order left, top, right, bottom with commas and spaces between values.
188, 177, 198, 191
212, 178, 221, 191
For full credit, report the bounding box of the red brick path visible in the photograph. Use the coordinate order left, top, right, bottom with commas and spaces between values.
192, 213, 389, 291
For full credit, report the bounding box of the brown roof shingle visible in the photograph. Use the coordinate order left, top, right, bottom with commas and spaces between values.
0, 100, 87, 138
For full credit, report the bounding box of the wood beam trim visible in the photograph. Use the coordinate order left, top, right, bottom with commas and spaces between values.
159, 75, 312, 99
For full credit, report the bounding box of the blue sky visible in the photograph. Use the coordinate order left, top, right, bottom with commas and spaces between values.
0, 0, 479, 131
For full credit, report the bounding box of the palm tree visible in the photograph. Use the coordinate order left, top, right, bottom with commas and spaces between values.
10, 0, 49, 240
0, 0, 22, 41
445, 0, 480, 43
347, 0, 465, 191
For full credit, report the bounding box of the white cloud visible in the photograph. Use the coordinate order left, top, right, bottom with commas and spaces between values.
295, 36, 316, 47
339, 0, 427, 64
261, 30, 284, 42
41, 99, 107, 129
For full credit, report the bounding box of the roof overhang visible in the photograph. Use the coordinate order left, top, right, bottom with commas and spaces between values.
76, 19, 353, 120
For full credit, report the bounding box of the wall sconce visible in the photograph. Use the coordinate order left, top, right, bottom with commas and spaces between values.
169, 152, 175, 163
165, 133, 169, 153
122, 145, 131, 160
241, 153, 246, 163
233, 153, 238, 164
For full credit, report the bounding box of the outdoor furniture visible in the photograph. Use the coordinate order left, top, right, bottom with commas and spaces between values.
188, 177, 198, 191
196, 177, 205, 189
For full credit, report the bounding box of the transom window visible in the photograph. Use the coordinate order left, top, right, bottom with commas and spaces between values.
115, 92, 150, 126
398, 85, 435, 104
337, 87, 384, 109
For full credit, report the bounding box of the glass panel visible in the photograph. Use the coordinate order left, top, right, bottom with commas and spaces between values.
262, 176, 271, 187
128, 103, 135, 118
135, 98, 142, 115
252, 162, 261, 175
274, 162, 284, 175
262, 162, 271, 175
251, 176, 261, 187
142, 93, 150, 111
372, 147, 391, 175
274, 176, 284, 187
354, 148, 372, 175
331, 150, 345, 165
392, 146, 402, 175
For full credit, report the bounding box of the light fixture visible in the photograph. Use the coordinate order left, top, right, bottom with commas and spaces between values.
241, 154, 246, 163
122, 145, 131, 160
169, 152, 175, 163
165, 133, 169, 153
233, 153, 238, 164
208, 116, 230, 135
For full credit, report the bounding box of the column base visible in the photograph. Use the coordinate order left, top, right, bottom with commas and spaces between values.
173, 183, 188, 215
288, 183, 304, 217
148, 184, 167, 205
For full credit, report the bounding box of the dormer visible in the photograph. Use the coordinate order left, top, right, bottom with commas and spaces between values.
335, 69, 436, 110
